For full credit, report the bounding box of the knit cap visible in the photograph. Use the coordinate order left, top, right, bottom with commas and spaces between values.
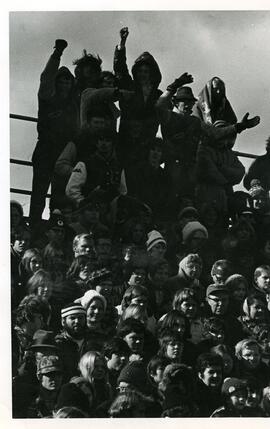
182, 221, 208, 244
221, 377, 247, 396
206, 283, 229, 297
146, 230, 166, 252
117, 361, 148, 394
74, 290, 107, 312
61, 303, 86, 319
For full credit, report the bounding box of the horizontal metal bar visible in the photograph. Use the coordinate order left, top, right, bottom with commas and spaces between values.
10, 158, 32, 167
233, 151, 258, 159
10, 113, 38, 123
10, 188, 51, 198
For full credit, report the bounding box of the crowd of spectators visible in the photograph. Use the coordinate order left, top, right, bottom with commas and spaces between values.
10, 28, 270, 418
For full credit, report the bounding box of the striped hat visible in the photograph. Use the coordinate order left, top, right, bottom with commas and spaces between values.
61, 303, 86, 319
146, 230, 166, 252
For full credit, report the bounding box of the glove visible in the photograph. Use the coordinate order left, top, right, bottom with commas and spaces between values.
236, 112, 260, 133
54, 39, 68, 54
167, 72, 194, 94
120, 27, 129, 41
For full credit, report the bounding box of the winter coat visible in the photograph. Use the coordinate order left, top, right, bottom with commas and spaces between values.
194, 379, 223, 417
32, 53, 79, 168
196, 141, 245, 213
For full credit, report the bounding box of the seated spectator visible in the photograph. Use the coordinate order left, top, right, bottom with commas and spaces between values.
117, 318, 157, 363
11, 200, 25, 232
146, 229, 167, 262
211, 377, 248, 417
27, 355, 63, 418
11, 225, 31, 305
157, 330, 197, 368
69, 196, 109, 237
194, 352, 224, 416
56, 351, 112, 416
204, 283, 244, 347
66, 255, 96, 297
27, 269, 53, 300
235, 338, 270, 387
252, 323, 270, 366
244, 377, 266, 416
166, 253, 204, 303
211, 344, 235, 377
102, 337, 130, 394
19, 249, 43, 290
146, 258, 170, 319
238, 293, 268, 336
225, 274, 248, 317
159, 363, 198, 417
72, 233, 95, 258
252, 264, 270, 296
210, 259, 234, 285
74, 290, 107, 339
173, 288, 204, 344
147, 355, 170, 397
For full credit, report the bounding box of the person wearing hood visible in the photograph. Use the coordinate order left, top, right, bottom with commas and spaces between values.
156, 73, 259, 203
113, 27, 163, 166
195, 120, 245, 220
194, 76, 237, 125
30, 39, 79, 229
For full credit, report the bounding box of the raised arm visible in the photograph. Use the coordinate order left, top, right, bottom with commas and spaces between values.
38, 39, 68, 100
155, 72, 194, 124
113, 27, 133, 89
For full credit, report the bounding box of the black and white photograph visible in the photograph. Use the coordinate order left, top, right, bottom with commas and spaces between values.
4, 1, 270, 423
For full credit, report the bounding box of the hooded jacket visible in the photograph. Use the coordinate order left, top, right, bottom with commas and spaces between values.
194, 77, 237, 125
113, 47, 162, 156
32, 53, 79, 166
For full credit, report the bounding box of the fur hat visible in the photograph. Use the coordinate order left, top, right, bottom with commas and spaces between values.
182, 221, 208, 244
146, 230, 166, 252
37, 355, 62, 375
221, 377, 247, 396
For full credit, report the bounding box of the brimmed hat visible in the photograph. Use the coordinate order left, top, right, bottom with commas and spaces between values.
29, 330, 58, 351
37, 355, 62, 375
206, 283, 229, 297
173, 86, 197, 102
222, 377, 247, 396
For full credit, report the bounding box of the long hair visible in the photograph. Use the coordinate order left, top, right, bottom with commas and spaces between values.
79, 351, 106, 384
20, 248, 42, 274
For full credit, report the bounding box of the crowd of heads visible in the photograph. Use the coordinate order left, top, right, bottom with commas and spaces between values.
10, 27, 270, 418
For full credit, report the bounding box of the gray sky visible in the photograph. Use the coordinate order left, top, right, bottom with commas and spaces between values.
9, 10, 270, 216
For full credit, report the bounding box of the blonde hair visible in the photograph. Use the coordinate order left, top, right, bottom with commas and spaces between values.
122, 304, 148, 322
78, 351, 105, 383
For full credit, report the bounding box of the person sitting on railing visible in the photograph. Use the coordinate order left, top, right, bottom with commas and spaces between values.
30, 39, 79, 229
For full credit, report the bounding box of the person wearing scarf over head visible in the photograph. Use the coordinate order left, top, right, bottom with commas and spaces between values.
194, 77, 237, 126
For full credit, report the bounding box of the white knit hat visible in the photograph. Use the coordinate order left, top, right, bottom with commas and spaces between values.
146, 230, 166, 252
74, 290, 107, 312
182, 221, 208, 244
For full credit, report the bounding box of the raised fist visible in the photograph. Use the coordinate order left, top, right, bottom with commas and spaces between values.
54, 39, 68, 53
120, 27, 129, 41
167, 72, 194, 94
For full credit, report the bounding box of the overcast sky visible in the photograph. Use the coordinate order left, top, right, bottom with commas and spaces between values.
9, 9, 270, 215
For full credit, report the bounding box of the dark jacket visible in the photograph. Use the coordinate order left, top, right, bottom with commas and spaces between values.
243, 153, 270, 191
33, 53, 79, 167
114, 47, 162, 154
194, 379, 223, 417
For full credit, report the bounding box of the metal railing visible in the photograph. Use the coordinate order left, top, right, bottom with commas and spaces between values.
10, 113, 258, 199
